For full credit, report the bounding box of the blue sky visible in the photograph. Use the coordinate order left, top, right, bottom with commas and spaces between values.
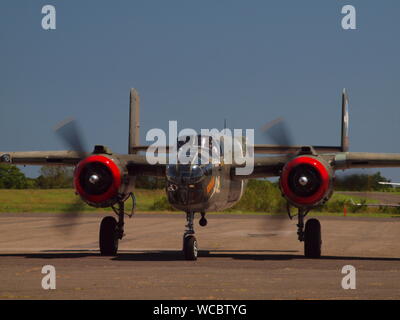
1, 1, 400, 179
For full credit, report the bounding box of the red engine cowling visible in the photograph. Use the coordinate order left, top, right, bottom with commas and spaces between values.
279, 156, 333, 208
74, 155, 131, 208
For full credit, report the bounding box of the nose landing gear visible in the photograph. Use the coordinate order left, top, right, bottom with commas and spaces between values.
183, 212, 198, 260
183, 234, 198, 260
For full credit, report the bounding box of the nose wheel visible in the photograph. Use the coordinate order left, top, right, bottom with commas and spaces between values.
183, 234, 198, 260
183, 212, 198, 260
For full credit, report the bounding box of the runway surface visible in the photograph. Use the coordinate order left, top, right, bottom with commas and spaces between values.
1, 212, 400, 299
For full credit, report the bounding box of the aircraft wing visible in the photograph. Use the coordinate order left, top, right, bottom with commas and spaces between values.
232, 152, 400, 180
352, 202, 400, 208
349, 198, 400, 208
5, 149, 400, 179
131, 145, 344, 155
332, 152, 400, 170
123, 154, 166, 177
378, 182, 400, 186
253, 145, 342, 154
0, 151, 167, 177
0, 151, 84, 166
231, 155, 289, 179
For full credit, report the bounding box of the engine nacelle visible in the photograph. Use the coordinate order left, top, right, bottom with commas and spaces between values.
74, 155, 133, 208
279, 155, 333, 208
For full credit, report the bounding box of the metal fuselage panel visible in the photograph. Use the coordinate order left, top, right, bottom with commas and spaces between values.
166, 163, 246, 213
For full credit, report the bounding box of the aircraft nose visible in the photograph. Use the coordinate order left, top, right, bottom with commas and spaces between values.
166, 164, 205, 184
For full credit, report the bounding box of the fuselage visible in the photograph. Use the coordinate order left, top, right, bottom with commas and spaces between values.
166, 162, 246, 212
165, 134, 247, 213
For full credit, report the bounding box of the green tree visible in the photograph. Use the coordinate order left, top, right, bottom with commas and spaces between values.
334, 171, 390, 191
0, 164, 29, 189
135, 176, 165, 189
36, 166, 74, 189
231, 179, 286, 213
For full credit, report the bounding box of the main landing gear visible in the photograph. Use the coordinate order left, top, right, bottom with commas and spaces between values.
295, 208, 322, 258
99, 200, 130, 256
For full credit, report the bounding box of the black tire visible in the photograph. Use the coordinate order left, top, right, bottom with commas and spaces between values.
99, 216, 118, 256
183, 235, 198, 261
304, 218, 321, 258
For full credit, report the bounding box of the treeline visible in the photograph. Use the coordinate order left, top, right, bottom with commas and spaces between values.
0, 163, 396, 192
0, 164, 167, 189
334, 172, 392, 191
0, 164, 74, 189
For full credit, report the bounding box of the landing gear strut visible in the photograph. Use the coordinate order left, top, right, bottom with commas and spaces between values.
296, 208, 306, 242
99, 200, 126, 256
296, 208, 321, 258
183, 212, 198, 260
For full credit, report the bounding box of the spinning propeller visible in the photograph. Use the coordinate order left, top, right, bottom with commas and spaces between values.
262, 117, 333, 216
259, 118, 295, 227
52, 118, 88, 234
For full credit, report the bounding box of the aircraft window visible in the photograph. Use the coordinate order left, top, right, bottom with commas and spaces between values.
177, 136, 191, 149
220, 137, 224, 156
166, 165, 179, 179
202, 163, 213, 176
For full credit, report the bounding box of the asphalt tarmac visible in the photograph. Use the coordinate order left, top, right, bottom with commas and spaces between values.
1, 212, 400, 299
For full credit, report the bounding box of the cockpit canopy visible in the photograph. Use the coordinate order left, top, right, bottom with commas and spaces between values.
175, 134, 221, 166
166, 163, 213, 184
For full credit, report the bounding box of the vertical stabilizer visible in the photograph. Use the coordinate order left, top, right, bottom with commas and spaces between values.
341, 88, 349, 152
129, 88, 140, 154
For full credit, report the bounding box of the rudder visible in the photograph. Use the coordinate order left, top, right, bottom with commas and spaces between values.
341, 88, 349, 152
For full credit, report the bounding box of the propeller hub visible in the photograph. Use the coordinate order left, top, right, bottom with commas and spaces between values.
298, 176, 308, 186
89, 174, 100, 184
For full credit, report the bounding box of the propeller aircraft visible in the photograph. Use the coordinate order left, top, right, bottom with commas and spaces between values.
2, 88, 400, 260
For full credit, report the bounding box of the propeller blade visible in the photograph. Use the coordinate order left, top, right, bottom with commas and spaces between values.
261, 117, 294, 147
259, 119, 296, 229
256, 208, 292, 239
53, 195, 86, 236
53, 118, 89, 233
54, 118, 87, 157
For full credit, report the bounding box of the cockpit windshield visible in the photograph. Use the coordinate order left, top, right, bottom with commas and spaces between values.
175, 134, 221, 166
166, 135, 217, 184
166, 163, 213, 184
